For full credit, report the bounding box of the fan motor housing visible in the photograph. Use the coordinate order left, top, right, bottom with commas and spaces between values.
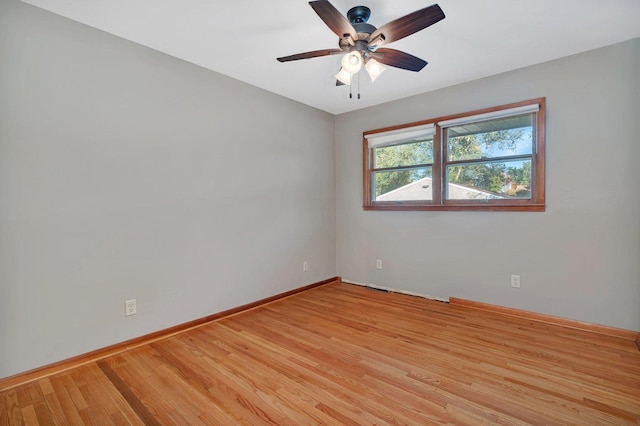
348, 5, 376, 34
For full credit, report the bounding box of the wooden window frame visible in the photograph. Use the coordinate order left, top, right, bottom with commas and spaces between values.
363, 98, 545, 212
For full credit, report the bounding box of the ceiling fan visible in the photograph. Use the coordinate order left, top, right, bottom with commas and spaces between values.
277, 1, 445, 94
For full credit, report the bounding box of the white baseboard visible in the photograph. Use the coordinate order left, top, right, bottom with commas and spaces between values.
341, 278, 449, 303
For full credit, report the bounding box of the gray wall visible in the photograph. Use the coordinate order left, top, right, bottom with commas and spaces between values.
0, 0, 336, 378
336, 38, 640, 332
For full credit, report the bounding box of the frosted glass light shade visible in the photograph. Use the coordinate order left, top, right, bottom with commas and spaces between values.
341, 51, 362, 74
365, 59, 386, 82
335, 67, 352, 85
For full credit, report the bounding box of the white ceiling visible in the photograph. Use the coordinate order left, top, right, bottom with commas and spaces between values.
21, 0, 640, 115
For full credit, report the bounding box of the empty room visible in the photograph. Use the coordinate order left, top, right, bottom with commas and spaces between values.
1, 0, 639, 424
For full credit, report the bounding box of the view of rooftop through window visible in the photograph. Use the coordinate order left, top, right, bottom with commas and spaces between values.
373, 138, 433, 200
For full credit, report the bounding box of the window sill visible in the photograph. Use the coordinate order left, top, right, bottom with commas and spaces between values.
363, 203, 545, 212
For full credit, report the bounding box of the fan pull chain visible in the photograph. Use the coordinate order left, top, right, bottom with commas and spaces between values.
346, 70, 362, 100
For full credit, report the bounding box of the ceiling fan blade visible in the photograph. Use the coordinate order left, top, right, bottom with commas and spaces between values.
336, 79, 345, 86
375, 48, 427, 72
277, 48, 343, 62
370, 4, 445, 47
309, 0, 357, 40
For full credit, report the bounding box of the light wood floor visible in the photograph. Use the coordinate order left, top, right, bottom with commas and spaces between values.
1, 281, 639, 425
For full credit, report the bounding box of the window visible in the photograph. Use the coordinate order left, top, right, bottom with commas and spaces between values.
363, 98, 545, 211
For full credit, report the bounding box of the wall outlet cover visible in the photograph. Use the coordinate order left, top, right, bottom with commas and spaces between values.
125, 299, 137, 316
511, 275, 521, 288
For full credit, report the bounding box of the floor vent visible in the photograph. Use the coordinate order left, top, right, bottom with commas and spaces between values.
342, 279, 449, 303
366, 285, 390, 292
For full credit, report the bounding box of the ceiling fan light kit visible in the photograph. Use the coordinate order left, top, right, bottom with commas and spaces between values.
335, 67, 352, 85
342, 50, 363, 73
365, 59, 385, 82
277, 0, 445, 99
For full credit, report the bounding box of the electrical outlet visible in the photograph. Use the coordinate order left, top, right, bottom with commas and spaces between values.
125, 299, 137, 316
303, 261, 309, 272
511, 275, 521, 288
376, 259, 383, 270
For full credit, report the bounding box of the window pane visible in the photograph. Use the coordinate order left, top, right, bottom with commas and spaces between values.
374, 167, 432, 201
374, 139, 433, 169
447, 114, 533, 161
446, 159, 532, 200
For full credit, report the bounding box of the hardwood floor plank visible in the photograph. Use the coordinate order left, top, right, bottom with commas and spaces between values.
39, 379, 69, 426
58, 374, 88, 413
96, 361, 159, 426
25, 383, 54, 425
275, 387, 350, 425
1, 281, 639, 425
224, 313, 451, 424
1, 391, 23, 426
212, 322, 427, 424
18, 407, 36, 426
70, 365, 137, 425
101, 352, 192, 425
0, 392, 6, 426
110, 346, 260, 424
145, 343, 263, 424
47, 376, 87, 425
